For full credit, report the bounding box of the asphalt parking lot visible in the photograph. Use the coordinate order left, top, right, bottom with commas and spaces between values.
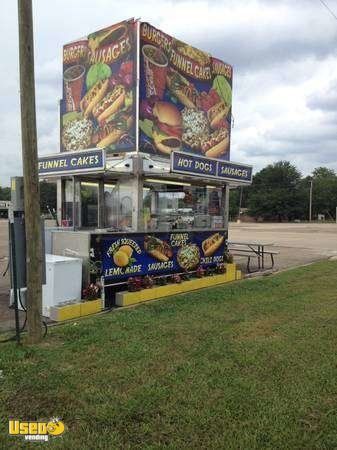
1, 220, 337, 332
229, 222, 337, 272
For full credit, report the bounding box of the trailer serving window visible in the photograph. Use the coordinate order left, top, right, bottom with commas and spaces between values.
80, 181, 99, 228
61, 179, 75, 227
143, 179, 225, 231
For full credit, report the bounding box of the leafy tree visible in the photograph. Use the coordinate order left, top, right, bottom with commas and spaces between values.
310, 167, 337, 219
0, 187, 10, 200
247, 161, 305, 221
229, 189, 239, 220
312, 167, 336, 178
39, 181, 57, 214
229, 187, 249, 221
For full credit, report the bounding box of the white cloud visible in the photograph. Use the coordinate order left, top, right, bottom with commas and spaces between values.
1, 0, 337, 185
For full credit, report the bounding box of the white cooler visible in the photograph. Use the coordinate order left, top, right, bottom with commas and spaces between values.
10, 254, 82, 317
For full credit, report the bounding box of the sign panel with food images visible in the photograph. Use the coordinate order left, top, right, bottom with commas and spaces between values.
61, 19, 137, 154
90, 230, 228, 282
139, 22, 232, 161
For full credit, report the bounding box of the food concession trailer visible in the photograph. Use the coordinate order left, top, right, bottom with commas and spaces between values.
38, 19, 252, 306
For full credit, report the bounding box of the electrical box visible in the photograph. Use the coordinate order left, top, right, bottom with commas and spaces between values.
9, 218, 26, 289
10, 177, 24, 212
9, 176, 46, 288
9, 219, 46, 289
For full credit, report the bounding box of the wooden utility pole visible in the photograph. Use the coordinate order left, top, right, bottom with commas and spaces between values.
18, 0, 43, 343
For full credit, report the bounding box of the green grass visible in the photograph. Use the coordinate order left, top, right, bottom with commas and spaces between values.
1, 261, 337, 449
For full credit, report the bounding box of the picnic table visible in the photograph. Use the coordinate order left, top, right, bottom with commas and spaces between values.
226, 240, 278, 273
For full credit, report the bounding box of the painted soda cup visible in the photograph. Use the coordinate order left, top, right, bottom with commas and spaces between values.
63, 65, 85, 112
142, 44, 168, 99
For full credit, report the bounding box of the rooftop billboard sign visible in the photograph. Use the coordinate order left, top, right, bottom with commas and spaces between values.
60, 20, 233, 163
139, 22, 233, 161
61, 19, 137, 155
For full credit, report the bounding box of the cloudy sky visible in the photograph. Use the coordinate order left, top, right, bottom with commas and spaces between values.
1, 0, 337, 185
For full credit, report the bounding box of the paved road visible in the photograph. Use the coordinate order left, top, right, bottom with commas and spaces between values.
0, 220, 336, 331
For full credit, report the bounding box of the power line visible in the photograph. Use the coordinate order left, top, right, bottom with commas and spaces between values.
318, 0, 337, 21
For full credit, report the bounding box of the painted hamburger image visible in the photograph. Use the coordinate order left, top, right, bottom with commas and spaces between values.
152, 102, 182, 155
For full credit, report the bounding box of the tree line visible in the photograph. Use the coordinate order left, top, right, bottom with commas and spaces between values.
0, 182, 56, 214
230, 161, 337, 222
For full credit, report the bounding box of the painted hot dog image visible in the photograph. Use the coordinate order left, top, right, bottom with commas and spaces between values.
80, 78, 109, 118
202, 232, 224, 256
144, 235, 173, 262
200, 127, 230, 158
95, 112, 133, 148
92, 84, 126, 124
